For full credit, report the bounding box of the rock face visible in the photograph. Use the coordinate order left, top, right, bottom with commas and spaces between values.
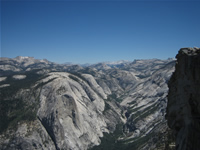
12, 75, 26, 80
0, 72, 110, 150
166, 47, 200, 150
37, 72, 108, 150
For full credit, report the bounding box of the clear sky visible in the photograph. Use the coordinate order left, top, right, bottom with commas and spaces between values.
1, 0, 200, 64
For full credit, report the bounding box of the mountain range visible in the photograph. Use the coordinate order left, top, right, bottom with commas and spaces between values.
0, 55, 176, 149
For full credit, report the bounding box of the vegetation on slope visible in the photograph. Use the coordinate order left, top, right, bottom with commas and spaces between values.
0, 70, 48, 133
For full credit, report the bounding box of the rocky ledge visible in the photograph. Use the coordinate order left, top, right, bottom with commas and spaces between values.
166, 47, 200, 150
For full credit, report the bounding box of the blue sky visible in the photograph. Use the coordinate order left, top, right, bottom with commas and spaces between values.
1, 0, 200, 64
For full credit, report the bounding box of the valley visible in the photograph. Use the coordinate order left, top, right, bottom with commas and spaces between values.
0, 56, 175, 150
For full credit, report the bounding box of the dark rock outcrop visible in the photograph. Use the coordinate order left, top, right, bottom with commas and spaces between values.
166, 47, 200, 150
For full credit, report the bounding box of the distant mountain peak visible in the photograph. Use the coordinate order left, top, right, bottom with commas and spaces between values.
103, 60, 131, 65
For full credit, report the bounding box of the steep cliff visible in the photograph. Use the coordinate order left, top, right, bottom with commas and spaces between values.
166, 47, 200, 150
